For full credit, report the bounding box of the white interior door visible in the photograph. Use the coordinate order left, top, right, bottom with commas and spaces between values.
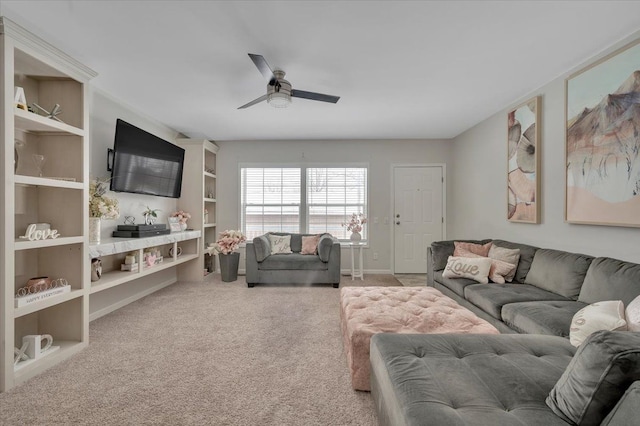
393, 166, 444, 273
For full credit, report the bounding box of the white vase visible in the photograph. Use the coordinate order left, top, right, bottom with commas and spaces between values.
350, 231, 362, 242
89, 217, 101, 243
180, 223, 187, 231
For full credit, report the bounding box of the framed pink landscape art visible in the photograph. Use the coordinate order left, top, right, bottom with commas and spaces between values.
565, 38, 640, 227
507, 96, 540, 223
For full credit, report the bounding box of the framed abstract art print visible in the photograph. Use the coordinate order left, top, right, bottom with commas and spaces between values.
565, 39, 640, 227
508, 96, 540, 223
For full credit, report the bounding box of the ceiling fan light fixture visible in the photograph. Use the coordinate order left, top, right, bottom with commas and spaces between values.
267, 92, 291, 108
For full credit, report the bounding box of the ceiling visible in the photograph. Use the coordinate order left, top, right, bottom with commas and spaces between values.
2, 1, 640, 141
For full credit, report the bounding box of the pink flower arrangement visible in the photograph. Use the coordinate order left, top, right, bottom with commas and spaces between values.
214, 230, 246, 255
170, 210, 191, 225
342, 212, 367, 233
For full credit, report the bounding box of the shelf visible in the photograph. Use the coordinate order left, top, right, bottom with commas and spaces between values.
14, 288, 85, 318
13, 340, 86, 384
204, 198, 217, 203
203, 223, 217, 228
14, 108, 85, 136
204, 171, 217, 179
14, 236, 83, 251
89, 230, 201, 258
90, 253, 199, 294
15, 175, 83, 189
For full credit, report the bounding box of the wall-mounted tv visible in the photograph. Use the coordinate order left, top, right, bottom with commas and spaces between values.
110, 119, 185, 198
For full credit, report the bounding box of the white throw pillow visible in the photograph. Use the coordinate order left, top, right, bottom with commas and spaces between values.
442, 256, 492, 284
570, 300, 627, 347
268, 234, 293, 255
625, 295, 640, 332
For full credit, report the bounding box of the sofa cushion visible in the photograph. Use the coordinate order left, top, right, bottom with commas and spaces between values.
601, 381, 640, 426
252, 235, 271, 262
442, 256, 492, 284
491, 239, 539, 283
579, 257, 640, 305
626, 295, 640, 332
502, 301, 588, 337
525, 249, 594, 300
318, 234, 334, 262
464, 283, 569, 320
569, 301, 627, 347
301, 235, 320, 255
433, 271, 478, 297
268, 234, 293, 254
488, 244, 521, 282
258, 253, 328, 271
430, 239, 491, 272
371, 333, 576, 426
453, 241, 493, 257
547, 330, 640, 426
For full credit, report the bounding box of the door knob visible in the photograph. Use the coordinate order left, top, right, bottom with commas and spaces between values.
396, 214, 400, 218
396, 221, 400, 225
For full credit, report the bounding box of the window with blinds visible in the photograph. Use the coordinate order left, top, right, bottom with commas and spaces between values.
240, 165, 368, 240
307, 167, 367, 239
241, 168, 301, 239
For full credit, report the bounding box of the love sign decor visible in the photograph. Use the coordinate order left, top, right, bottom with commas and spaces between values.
19, 223, 60, 241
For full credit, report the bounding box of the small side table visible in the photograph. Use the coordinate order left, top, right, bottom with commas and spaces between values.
349, 242, 364, 281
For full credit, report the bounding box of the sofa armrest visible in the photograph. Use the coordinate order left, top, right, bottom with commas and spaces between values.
246, 242, 259, 284
326, 236, 341, 284
252, 235, 271, 262
318, 234, 336, 262
427, 246, 434, 287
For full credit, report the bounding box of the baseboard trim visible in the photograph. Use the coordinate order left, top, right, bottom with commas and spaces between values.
341, 269, 392, 275
89, 277, 176, 322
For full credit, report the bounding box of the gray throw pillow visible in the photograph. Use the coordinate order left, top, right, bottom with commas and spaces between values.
318, 234, 334, 262
252, 235, 271, 262
546, 330, 640, 426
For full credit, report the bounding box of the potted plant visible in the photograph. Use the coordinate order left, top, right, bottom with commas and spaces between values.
342, 213, 367, 241
170, 210, 191, 231
89, 178, 120, 243
142, 206, 161, 225
213, 230, 246, 282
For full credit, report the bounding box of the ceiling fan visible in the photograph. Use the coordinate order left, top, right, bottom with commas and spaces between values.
238, 53, 340, 109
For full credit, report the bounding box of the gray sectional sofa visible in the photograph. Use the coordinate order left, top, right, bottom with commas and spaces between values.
426, 239, 640, 336
245, 232, 341, 287
370, 239, 640, 425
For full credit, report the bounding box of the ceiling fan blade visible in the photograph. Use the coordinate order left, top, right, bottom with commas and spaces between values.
238, 94, 268, 109
291, 89, 340, 104
248, 53, 277, 85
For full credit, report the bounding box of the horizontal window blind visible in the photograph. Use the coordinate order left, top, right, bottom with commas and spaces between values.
240, 166, 367, 240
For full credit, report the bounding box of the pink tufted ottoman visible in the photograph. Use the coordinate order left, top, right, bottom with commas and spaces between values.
340, 286, 499, 391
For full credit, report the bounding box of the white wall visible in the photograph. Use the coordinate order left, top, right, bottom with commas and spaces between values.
450, 32, 640, 263
215, 139, 451, 273
88, 87, 182, 319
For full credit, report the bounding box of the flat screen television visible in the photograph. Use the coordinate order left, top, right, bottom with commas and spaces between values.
110, 119, 185, 198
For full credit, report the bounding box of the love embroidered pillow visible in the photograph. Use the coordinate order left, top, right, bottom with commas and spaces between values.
442, 256, 492, 284
268, 234, 293, 255
455, 248, 516, 284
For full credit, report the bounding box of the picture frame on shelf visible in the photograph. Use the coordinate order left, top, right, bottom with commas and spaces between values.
168, 217, 182, 233
565, 38, 640, 227
507, 96, 540, 224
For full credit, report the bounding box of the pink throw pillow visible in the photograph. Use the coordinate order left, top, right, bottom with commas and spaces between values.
301, 235, 321, 255
455, 248, 516, 284
454, 241, 493, 257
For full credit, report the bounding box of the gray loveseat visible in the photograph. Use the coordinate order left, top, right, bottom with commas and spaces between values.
246, 232, 341, 288
369, 239, 640, 425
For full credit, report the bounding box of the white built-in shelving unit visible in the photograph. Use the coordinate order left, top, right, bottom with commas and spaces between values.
1, 17, 97, 391
176, 139, 218, 281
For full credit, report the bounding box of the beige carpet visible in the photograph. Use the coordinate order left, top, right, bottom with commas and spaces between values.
395, 274, 427, 287
0, 274, 401, 425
